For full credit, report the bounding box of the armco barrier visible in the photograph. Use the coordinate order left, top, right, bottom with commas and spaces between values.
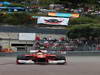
66, 51, 100, 56
0, 51, 100, 56
0, 52, 30, 57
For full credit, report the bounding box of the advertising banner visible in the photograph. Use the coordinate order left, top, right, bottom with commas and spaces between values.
19, 33, 36, 40
37, 17, 69, 26
48, 12, 79, 18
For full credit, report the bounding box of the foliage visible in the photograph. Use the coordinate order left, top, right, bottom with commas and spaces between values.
1, 0, 100, 9
0, 12, 33, 25
67, 24, 100, 39
69, 16, 100, 25
59, 0, 100, 8
5, 3, 25, 7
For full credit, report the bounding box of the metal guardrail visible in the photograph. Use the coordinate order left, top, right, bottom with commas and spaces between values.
0, 51, 100, 56
0, 52, 30, 57
65, 51, 100, 56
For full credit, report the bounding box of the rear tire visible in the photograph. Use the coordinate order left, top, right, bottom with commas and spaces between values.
56, 55, 66, 60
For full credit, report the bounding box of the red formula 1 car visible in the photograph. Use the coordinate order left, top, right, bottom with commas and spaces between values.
16, 50, 66, 65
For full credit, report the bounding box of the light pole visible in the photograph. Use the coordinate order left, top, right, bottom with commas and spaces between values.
8, 32, 11, 51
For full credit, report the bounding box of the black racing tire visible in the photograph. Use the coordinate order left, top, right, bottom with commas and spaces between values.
56, 55, 66, 60
16, 56, 35, 64
16, 56, 26, 64
56, 55, 66, 65
17, 56, 35, 60
17, 56, 26, 60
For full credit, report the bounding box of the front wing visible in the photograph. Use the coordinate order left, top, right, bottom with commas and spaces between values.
16, 59, 66, 64
16, 54, 66, 65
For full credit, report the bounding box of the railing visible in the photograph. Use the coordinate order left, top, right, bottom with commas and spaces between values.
0, 51, 100, 56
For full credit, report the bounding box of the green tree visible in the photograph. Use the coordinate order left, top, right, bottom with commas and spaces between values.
3, 12, 33, 25
67, 24, 100, 39
59, 0, 100, 8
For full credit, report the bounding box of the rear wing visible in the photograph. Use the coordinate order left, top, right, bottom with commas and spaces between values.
30, 50, 47, 53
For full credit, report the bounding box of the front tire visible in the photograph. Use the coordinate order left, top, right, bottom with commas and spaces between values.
56, 55, 66, 65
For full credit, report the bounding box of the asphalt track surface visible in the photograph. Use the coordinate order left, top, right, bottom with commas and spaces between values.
0, 56, 100, 75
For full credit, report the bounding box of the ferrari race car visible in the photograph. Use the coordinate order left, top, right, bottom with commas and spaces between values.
16, 50, 66, 65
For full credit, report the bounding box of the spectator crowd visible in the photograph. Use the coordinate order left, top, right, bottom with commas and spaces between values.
34, 36, 100, 51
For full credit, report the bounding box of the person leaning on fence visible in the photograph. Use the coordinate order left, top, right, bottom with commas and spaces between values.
96, 44, 100, 50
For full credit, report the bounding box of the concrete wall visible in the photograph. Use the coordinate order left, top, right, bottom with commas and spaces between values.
37, 33, 66, 39
0, 32, 18, 39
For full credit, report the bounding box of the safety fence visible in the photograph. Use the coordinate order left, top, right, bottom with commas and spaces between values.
0, 51, 100, 57
0, 52, 30, 57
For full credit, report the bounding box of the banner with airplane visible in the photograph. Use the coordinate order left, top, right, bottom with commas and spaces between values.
37, 17, 69, 26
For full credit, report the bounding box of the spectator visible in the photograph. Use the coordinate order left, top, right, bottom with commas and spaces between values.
35, 36, 41, 41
